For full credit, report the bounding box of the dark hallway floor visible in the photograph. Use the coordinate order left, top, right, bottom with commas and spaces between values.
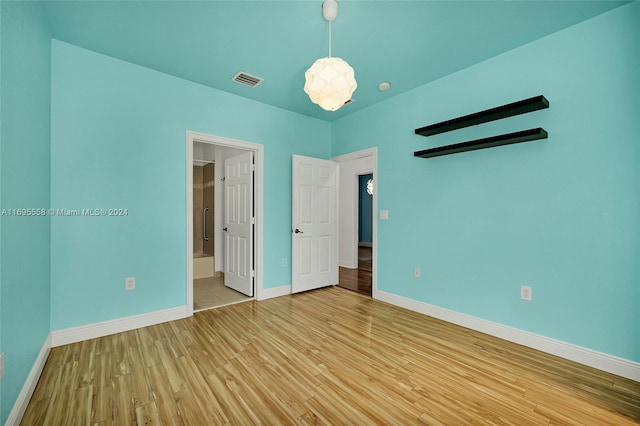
338, 246, 372, 296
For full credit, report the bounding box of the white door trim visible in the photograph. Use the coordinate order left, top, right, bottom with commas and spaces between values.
332, 147, 378, 298
186, 131, 264, 316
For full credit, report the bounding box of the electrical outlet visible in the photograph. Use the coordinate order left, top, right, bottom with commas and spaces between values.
282, 258, 288, 267
414, 267, 421, 278
0, 352, 5, 381
521, 285, 532, 301
125, 277, 136, 291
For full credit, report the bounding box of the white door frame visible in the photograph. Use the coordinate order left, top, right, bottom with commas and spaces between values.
186, 131, 264, 316
332, 147, 378, 298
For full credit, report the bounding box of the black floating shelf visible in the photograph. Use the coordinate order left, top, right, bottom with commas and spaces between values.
414, 128, 548, 159
415, 95, 549, 137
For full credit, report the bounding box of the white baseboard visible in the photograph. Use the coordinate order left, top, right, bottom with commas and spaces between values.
6, 334, 52, 426
376, 290, 640, 382
51, 306, 187, 347
259, 285, 291, 301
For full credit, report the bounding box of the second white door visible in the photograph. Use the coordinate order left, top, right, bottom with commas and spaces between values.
224, 151, 254, 297
292, 155, 339, 293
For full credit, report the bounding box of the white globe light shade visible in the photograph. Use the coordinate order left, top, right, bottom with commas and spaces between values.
304, 57, 357, 111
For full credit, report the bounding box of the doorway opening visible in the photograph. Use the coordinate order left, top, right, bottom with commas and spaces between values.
186, 131, 264, 315
333, 148, 377, 298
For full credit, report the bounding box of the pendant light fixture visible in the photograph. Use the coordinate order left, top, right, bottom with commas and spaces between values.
304, 0, 357, 111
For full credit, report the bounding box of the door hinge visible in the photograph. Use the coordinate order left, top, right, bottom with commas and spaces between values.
251, 164, 255, 172
250, 270, 255, 278
250, 217, 255, 225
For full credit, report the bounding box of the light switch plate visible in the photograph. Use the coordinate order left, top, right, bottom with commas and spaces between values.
380, 210, 389, 220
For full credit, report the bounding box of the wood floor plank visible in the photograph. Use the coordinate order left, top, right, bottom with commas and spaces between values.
67, 384, 92, 426
76, 339, 97, 389
135, 402, 162, 426
127, 345, 153, 408
237, 348, 310, 418
302, 387, 380, 425
110, 332, 130, 378
219, 357, 298, 425
152, 339, 184, 394
91, 384, 113, 425
296, 408, 330, 426
174, 354, 229, 424
244, 340, 319, 401
29, 348, 65, 403
19, 397, 50, 426
204, 370, 258, 425
135, 326, 161, 368
146, 363, 184, 426
112, 374, 135, 424
41, 356, 78, 425
315, 369, 419, 424
21, 287, 640, 425
173, 388, 209, 426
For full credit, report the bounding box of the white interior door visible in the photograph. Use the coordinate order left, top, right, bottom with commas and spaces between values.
292, 155, 339, 293
224, 151, 254, 296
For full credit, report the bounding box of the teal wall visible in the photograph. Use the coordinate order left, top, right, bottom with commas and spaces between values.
0, 1, 52, 422
50, 41, 331, 330
332, 2, 640, 361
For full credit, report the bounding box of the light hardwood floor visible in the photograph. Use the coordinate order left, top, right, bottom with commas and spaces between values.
22, 287, 640, 425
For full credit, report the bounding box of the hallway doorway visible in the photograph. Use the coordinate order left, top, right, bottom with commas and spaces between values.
333, 147, 377, 298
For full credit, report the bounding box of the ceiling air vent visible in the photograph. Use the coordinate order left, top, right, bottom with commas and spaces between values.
232, 71, 264, 88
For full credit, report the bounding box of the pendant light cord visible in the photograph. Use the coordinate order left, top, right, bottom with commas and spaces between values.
329, 20, 332, 58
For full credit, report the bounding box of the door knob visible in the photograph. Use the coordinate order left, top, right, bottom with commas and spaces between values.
223, 227, 228, 232
294, 228, 303, 234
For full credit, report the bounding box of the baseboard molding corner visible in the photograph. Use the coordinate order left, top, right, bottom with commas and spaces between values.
260, 284, 291, 301
6, 333, 52, 426
50, 306, 188, 347
375, 290, 640, 382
